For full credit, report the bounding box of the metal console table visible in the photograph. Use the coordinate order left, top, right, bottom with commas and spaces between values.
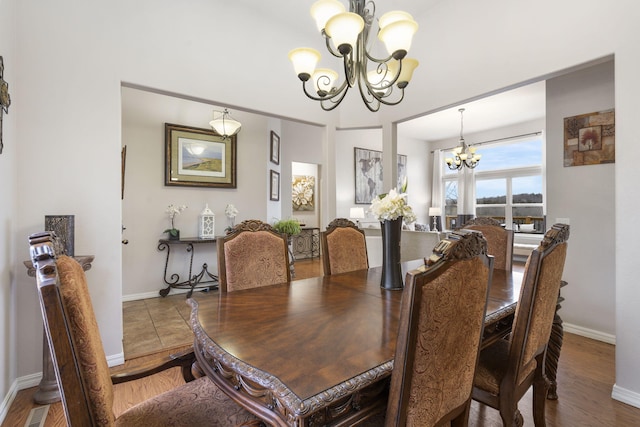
292, 227, 320, 260
158, 237, 218, 297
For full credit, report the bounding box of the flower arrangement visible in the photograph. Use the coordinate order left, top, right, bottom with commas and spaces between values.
225, 203, 238, 220
163, 204, 187, 237
224, 204, 239, 231
369, 188, 416, 223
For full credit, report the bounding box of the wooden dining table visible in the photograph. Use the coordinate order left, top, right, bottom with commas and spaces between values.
188, 260, 525, 427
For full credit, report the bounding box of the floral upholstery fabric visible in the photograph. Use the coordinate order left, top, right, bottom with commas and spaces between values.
325, 227, 368, 274
57, 255, 116, 425
116, 376, 260, 427
223, 230, 289, 291
464, 225, 510, 270
404, 258, 489, 425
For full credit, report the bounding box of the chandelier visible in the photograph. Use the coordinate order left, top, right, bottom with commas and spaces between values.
445, 108, 481, 170
209, 109, 241, 138
288, 0, 419, 112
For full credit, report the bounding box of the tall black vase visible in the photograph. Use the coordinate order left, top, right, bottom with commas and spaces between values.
380, 217, 404, 290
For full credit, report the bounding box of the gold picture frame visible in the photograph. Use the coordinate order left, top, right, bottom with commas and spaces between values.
165, 123, 237, 187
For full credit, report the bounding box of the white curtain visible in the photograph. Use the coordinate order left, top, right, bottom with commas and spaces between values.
431, 150, 443, 210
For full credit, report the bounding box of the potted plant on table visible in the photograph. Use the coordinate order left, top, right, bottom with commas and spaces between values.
164, 204, 187, 240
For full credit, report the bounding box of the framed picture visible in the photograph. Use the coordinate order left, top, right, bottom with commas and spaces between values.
165, 123, 237, 188
563, 109, 615, 167
270, 169, 280, 201
354, 147, 407, 204
270, 131, 280, 165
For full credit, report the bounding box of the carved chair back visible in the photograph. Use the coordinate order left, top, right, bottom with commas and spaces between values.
463, 217, 514, 271
385, 230, 493, 427
29, 232, 116, 426
217, 219, 291, 292
473, 223, 570, 426
320, 218, 369, 275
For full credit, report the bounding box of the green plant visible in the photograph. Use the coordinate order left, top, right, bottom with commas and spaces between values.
273, 218, 301, 236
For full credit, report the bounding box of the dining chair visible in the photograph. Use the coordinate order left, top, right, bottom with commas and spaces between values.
28, 231, 262, 427
217, 219, 290, 292
462, 216, 514, 272
381, 229, 494, 426
320, 218, 369, 275
472, 223, 570, 426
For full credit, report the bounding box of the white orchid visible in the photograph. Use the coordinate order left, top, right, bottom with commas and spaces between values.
225, 204, 238, 219
369, 188, 416, 223
164, 204, 187, 236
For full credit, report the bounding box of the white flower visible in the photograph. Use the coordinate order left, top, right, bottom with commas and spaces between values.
165, 204, 187, 230
225, 204, 238, 219
369, 188, 416, 223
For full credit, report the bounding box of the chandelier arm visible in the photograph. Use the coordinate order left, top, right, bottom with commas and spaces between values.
301, 79, 350, 102
343, 51, 358, 88
323, 35, 345, 59
320, 88, 351, 111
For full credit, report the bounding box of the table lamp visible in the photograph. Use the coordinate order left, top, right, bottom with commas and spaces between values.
350, 207, 365, 227
428, 207, 441, 231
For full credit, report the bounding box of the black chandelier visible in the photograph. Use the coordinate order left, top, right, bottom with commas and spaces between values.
288, 0, 419, 112
445, 108, 481, 170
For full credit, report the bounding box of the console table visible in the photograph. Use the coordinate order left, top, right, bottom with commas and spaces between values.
291, 227, 320, 260
157, 237, 218, 297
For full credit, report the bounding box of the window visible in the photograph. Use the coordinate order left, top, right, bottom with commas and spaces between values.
440, 135, 544, 231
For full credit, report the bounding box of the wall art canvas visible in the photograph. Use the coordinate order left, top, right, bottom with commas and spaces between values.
564, 109, 615, 167
354, 147, 407, 204
292, 175, 315, 211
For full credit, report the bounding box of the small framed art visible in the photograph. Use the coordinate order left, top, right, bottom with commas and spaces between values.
270, 170, 280, 201
270, 131, 280, 165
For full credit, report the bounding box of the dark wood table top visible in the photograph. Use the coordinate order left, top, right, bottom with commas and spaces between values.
189, 261, 522, 425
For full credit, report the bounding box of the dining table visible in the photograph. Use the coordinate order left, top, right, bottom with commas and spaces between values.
188, 260, 556, 427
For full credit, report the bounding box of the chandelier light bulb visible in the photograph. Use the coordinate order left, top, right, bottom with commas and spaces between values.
325, 12, 365, 55
310, 0, 345, 32
288, 48, 321, 81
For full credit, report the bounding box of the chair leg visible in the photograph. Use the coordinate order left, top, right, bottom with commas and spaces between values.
498, 393, 523, 427
451, 402, 471, 427
533, 369, 548, 426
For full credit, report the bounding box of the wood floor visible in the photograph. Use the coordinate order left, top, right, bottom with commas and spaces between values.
4, 257, 640, 426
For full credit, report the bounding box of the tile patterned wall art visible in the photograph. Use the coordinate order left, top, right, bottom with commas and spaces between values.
563, 109, 615, 167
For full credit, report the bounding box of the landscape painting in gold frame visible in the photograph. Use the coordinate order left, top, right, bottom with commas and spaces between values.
165, 123, 237, 187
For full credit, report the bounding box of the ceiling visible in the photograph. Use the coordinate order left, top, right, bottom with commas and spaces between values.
258, 0, 547, 142
398, 80, 546, 141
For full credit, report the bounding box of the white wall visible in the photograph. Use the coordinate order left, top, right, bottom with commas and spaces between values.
546, 60, 616, 339
0, 0, 17, 417
6, 0, 640, 413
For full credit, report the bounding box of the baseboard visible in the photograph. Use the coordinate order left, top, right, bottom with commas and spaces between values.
0, 378, 20, 425
107, 351, 125, 367
122, 287, 190, 302
612, 384, 640, 409
564, 322, 616, 345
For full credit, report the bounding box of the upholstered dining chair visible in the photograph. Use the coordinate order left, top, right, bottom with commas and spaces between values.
320, 218, 369, 275
463, 216, 514, 272
28, 231, 262, 427
376, 229, 494, 427
472, 223, 570, 426
217, 219, 291, 292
